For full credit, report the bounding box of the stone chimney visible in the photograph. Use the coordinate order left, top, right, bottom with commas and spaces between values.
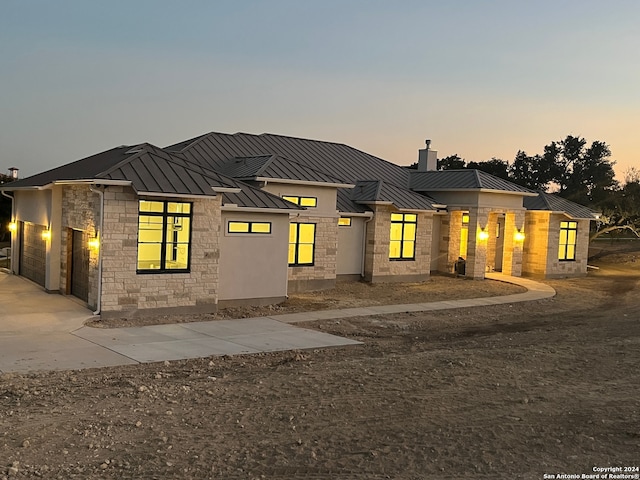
417, 140, 437, 171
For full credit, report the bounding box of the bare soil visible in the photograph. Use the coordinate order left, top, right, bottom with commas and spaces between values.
1, 242, 639, 479
89, 275, 526, 329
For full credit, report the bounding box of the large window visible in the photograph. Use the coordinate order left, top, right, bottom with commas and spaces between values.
282, 196, 317, 207
558, 221, 577, 261
389, 213, 417, 260
289, 223, 316, 266
137, 200, 192, 273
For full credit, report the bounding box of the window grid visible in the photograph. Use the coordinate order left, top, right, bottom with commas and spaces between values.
137, 201, 192, 273
389, 213, 417, 261
289, 223, 316, 266
558, 221, 578, 261
227, 221, 272, 234
282, 195, 318, 207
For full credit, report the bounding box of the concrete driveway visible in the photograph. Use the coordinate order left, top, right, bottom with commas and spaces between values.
0, 272, 360, 373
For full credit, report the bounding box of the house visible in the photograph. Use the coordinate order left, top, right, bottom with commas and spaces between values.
0, 132, 597, 318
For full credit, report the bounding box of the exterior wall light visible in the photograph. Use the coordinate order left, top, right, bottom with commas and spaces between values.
478, 228, 489, 241
41, 229, 51, 241
514, 230, 525, 242
8, 222, 17, 232
88, 236, 100, 250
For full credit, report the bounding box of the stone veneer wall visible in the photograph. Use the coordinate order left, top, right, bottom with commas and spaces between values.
60, 185, 100, 309
543, 215, 590, 278
288, 216, 337, 293
99, 186, 222, 317
363, 205, 432, 283
440, 210, 463, 273
522, 211, 550, 276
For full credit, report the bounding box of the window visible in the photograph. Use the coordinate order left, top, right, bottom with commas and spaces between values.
137, 200, 192, 273
338, 217, 352, 226
282, 195, 317, 207
289, 223, 315, 266
389, 213, 417, 260
558, 221, 578, 261
227, 221, 272, 234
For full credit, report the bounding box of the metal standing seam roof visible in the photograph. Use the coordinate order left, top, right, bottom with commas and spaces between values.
1, 143, 299, 211
165, 132, 411, 188
219, 154, 348, 184
523, 192, 599, 220
351, 180, 439, 211
409, 169, 537, 194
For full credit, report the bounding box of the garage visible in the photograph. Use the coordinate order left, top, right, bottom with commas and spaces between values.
19, 222, 46, 287
70, 229, 90, 302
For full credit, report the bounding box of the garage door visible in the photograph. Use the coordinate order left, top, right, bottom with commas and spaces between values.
19, 222, 46, 287
71, 230, 90, 302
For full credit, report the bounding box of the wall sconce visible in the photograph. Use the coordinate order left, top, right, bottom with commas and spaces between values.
8, 222, 17, 232
478, 228, 489, 241
41, 229, 51, 241
514, 229, 525, 242
88, 236, 100, 250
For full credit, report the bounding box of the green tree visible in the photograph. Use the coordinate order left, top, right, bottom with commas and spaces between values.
467, 158, 509, 180
542, 135, 617, 204
509, 150, 557, 191
437, 154, 466, 170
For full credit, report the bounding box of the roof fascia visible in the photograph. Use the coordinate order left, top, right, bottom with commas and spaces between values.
355, 200, 394, 206
137, 191, 217, 200
54, 179, 132, 186
415, 187, 537, 197
337, 211, 374, 218
256, 177, 355, 189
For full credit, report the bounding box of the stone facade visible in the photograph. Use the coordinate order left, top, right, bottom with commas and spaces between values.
363, 205, 432, 283
60, 185, 100, 308
288, 216, 338, 293
97, 186, 222, 317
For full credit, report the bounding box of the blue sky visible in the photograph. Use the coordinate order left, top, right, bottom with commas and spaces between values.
1, 0, 638, 179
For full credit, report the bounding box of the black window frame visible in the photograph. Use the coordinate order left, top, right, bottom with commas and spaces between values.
227, 221, 273, 234
137, 200, 193, 274
288, 222, 316, 266
558, 220, 578, 262
389, 213, 417, 261
282, 195, 318, 207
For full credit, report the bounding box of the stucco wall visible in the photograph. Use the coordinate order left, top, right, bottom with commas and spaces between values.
14, 190, 52, 226
98, 186, 222, 317
336, 216, 366, 276
219, 210, 289, 304
363, 206, 432, 283
261, 183, 338, 216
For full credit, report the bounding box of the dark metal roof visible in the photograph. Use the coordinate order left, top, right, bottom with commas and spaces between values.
2, 143, 299, 211
409, 169, 536, 194
220, 154, 347, 184
524, 192, 598, 219
166, 132, 411, 187
3, 146, 134, 188
336, 189, 369, 214
351, 180, 438, 211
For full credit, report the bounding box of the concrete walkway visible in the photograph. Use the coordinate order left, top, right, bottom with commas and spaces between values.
0, 272, 555, 373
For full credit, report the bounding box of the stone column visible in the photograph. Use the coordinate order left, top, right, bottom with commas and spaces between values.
465, 207, 491, 280
502, 209, 526, 276
444, 210, 463, 273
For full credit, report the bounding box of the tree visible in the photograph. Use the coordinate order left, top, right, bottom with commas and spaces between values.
437, 154, 466, 170
509, 150, 557, 191
542, 135, 617, 204
467, 158, 509, 180
0, 173, 13, 243
592, 173, 640, 240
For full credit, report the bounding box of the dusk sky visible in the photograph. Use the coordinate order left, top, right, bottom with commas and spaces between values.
2, 0, 638, 179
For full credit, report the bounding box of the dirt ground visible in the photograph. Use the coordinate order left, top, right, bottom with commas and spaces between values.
1, 242, 639, 479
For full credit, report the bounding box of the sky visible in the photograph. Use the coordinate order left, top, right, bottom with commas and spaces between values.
1, 0, 639, 180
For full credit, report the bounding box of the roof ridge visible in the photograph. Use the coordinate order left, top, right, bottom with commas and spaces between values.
96, 144, 150, 178
253, 154, 277, 177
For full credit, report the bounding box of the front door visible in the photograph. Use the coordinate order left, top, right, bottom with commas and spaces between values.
71, 230, 89, 302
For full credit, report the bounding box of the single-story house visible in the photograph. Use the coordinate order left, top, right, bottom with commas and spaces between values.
1, 132, 597, 318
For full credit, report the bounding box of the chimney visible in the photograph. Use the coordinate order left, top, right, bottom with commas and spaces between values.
8, 167, 18, 179
417, 140, 438, 171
